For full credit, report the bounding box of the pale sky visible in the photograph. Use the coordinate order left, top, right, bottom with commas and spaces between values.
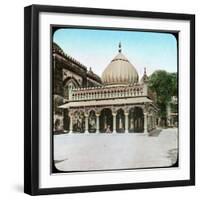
53, 28, 177, 79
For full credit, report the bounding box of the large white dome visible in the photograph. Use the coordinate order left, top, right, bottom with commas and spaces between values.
101, 47, 139, 86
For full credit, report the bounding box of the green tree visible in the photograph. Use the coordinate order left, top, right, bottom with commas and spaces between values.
170, 72, 178, 96
148, 70, 177, 126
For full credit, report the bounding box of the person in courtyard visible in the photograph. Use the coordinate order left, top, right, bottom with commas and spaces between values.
106, 125, 112, 133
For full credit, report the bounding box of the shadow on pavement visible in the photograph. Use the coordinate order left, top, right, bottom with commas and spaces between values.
148, 129, 162, 137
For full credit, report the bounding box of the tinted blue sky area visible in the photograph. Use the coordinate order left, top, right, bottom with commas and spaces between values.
53, 28, 177, 78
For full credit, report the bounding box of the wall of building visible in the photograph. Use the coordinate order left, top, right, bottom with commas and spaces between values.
53, 43, 102, 131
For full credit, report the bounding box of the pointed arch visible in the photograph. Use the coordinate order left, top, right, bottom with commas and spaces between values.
63, 76, 80, 87
88, 110, 96, 133
63, 77, 81, 99
99, 108, 113, 133
129, 107, 144, 133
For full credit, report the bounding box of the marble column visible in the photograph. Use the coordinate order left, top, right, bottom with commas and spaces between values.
85, 114, 89, 134
69, 113, 73, 134
150, 117, 151, 130
152, 115, 155, 129
96, 113, 100, 133
144, 112, 148, 134
112, 112, 117, 133
125, 112, 129, 133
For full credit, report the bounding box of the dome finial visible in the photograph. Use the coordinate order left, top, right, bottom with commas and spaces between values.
118, 42, 122, 53
144, 67, 146, 75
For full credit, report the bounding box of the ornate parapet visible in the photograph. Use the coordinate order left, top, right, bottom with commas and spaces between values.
69, 84, 148, 101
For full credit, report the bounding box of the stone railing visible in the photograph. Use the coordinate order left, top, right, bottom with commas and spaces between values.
69, 84, 147, 101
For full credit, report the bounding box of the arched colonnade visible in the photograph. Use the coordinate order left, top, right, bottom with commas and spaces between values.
65, 106, 157, 134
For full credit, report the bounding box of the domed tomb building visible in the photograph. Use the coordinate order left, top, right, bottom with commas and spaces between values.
59, 43, 157, 134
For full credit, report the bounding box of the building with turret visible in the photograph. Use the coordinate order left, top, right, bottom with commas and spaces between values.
55, 43, 158, 134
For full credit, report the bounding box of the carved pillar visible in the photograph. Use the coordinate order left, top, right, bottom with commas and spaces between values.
153, 115, 155, 129
96, 113, 100, 133
144, 112, 148, 134
125, 112, 129, 133
85, 113, 89, 134
149, 115, 151, 131
112, 112, 117, 133
69, 112, 73, 134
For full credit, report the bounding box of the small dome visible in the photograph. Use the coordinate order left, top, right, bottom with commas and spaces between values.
101, 44, 139, 86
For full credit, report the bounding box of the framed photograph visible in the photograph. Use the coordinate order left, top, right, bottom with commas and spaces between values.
24, 4, 195, 195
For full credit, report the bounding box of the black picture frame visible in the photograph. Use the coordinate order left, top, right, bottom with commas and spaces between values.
24, 4, 195, 195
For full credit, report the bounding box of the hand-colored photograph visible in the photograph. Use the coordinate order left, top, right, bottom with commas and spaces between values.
52, 27, 178, 172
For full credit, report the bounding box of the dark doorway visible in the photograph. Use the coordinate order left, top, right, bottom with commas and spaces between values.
129, 107, 144, 133
116, 109, 125, 133
100, 108, 113, 133
63, 109, 70, 132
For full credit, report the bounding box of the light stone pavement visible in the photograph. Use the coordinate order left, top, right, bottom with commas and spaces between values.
54, 128, 178, 171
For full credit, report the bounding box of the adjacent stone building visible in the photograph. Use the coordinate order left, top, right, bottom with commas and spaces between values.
53, 43, 102, 131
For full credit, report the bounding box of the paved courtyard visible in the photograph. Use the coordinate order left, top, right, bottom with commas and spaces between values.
54, 128, 178, 172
